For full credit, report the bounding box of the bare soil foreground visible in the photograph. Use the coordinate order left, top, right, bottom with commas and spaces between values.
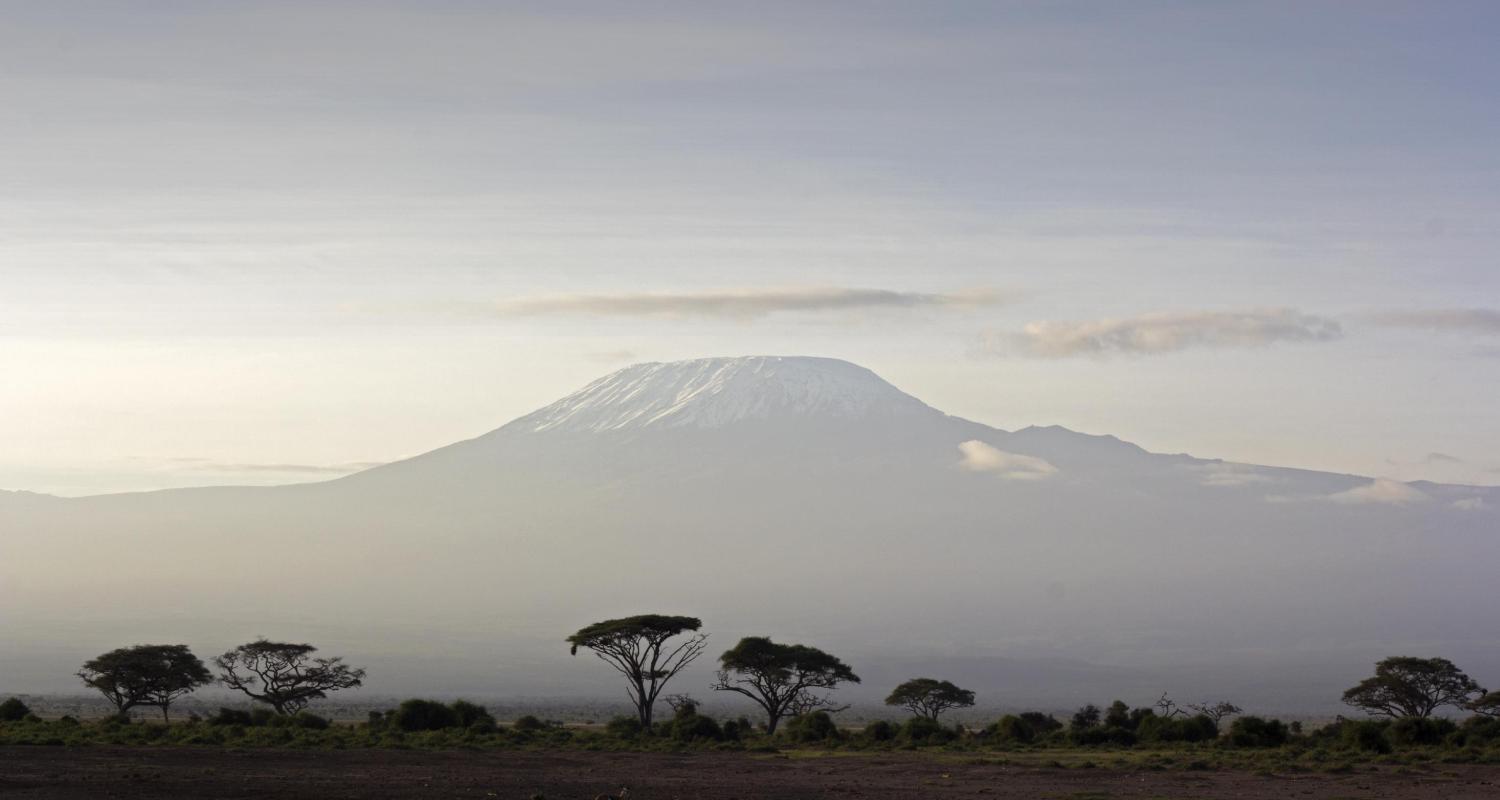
2, 747, 1498, 800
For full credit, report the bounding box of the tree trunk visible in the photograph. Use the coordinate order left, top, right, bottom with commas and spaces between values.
636, 677, 652, 729
765, 713, 781, 735
161, 705, 170, 723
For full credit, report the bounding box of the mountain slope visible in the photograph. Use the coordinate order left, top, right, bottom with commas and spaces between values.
1, 356, 1495, 707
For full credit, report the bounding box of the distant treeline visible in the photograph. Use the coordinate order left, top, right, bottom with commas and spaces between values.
2, 612, 1495, 757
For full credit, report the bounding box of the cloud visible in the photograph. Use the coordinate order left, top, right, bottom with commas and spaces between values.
187, 461, 385, 475
1424, 452, 1464, 464
583, 349, 639, 363
1265, 478, 1431, 506
486, 287, 1014, 320
1453, 497, 1488, 511
982, 308, 1342, 358
1326, 479, 1430, 506
1194, 464, 1275, 487
1365, 308, 1500, 334
957, 440, 1058, 480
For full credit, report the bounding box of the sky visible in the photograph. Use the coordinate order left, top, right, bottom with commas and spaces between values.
2, 0, 1498, 496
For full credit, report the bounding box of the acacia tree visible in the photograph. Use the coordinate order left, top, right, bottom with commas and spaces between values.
1186, 700, 1243, 725
1341, 656, 1485, 719
567, 614, 707, 729
215, 639, 365, 715
711, 636, 859, 734
884, 678, 976, 721
1470, 691, 1500, 718
78, 644, 213, 721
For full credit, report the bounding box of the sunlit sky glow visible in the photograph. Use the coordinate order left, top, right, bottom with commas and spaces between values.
3, 1, 1498, 495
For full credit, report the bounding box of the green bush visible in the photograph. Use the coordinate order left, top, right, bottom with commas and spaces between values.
985, 714, 1033, 744
391, 700, 459, 731
450, 700, 496, 731
898, 715, 956, 745
0, 699, 33, 722
1340, 720, 1392, 753
513, 715, 546, 732
668, 710, 723, 742
1452, 716, 1500, 747
1103, 701, 1132, 729
1137, 714, 1218, 743
862, 719, 897, 742
1070, 704, 1101, 732
1019, 712, 1062, 735
290, 712, 330, 730
784, 711, 840, 743
604, 716, 643, 738
1228, 716, 1289, 748
1070, 725, 1135, 746
1388, 717, 1456, 747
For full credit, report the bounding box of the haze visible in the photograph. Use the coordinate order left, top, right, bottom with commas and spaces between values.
3, 2, 1499, 496
2, 2, 1499, 716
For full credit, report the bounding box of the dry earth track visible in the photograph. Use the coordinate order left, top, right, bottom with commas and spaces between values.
2, 746, 1498, 799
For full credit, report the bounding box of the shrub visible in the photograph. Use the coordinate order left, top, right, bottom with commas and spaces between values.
784, 711, 840, 743
449, 700, 495, 730
1070, 725, 1135, 746
1103, 701, 1132, 729
668, 710, 723, 742
290, 712, 330, 730
1137, 713, 1218, 743
898, 715, 956, 745
209, 708, 255, 726
1341, 720, 1391, 753
1070, 704, 1101, 732
0, 699, 32, 722
1228, 716, 1290, 748
862, 719, 897, 742
985, 714, 1033, 744
513, 715, 546, 732
392, 700, 460, 732
1388, 716, 1456, 747
1019, 712, 1063, 735
605, 716, 643, 738
1452, 716, 1500, 747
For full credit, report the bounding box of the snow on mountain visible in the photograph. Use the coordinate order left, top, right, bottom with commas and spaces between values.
2, 355, 1497, 705
514, 356, 941, 433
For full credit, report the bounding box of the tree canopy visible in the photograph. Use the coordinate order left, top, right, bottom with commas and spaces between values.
1341, 656, 1485, 719
567, 614, 707, 728
711, 636, 859, 734
1471, 691, 1500, 718
215, 639, 365, 715
884, 677, 976, 720
77, 644, 213, 721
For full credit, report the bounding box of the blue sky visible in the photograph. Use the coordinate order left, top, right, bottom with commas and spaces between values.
2, 1, 1498, 494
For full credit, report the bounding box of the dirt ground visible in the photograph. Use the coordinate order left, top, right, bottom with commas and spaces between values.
2, 746, 1498, 800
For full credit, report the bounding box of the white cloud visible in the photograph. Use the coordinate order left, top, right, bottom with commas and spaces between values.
1326, 479, 1430, 506
1452, 497, 1488, 511
958, 440, 1058, 480
1366, 308, 1500, 334
982, 308, 1342, 358
485, 287, 1014, 320
1195, 464, 1275, 487
1264, 478, 1432, 506
158, 459, 386, 475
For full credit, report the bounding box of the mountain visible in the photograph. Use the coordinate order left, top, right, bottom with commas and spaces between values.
2, 356, 1496, 710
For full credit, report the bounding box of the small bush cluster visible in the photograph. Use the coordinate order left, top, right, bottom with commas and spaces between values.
0, 698, 33, 722
367, 699, 499, 733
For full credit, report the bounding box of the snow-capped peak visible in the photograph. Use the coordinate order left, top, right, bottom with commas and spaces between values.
516, 356, 938, 433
